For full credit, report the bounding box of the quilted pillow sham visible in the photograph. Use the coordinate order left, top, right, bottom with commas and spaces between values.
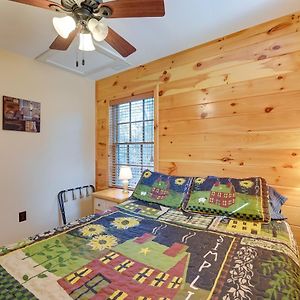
183, 176, 270, 222
132, 169, 193, 209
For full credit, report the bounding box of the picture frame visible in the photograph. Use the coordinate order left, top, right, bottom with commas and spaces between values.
2, 96, 41, 133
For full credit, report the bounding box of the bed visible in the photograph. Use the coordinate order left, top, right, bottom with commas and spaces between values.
0, 170, 300, 300
0, 173, 299, 299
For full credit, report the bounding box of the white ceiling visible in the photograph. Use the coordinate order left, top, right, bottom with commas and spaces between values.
1, 0, 300, 80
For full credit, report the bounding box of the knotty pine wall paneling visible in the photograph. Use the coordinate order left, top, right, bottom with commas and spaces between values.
96, 12, 300, 246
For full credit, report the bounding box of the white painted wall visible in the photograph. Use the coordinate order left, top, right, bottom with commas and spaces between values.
0, 49, 95, 245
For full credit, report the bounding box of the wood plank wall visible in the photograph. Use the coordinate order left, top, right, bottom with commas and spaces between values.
96, 12, 300, 246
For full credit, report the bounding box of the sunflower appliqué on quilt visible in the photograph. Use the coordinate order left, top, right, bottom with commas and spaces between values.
80, 224, 106, 237
88, 235, 118, 251
112, 217, 140, 230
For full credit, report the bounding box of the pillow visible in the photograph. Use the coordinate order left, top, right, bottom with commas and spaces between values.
132, 170, 193, 209
183, 176, 270, 222
268, 186, 287, 220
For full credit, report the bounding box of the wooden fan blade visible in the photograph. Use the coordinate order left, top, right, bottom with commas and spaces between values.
9, 0, 62, 10
49, 29, 78, 51
102, 0, 165, 18
105, 27, 136, 57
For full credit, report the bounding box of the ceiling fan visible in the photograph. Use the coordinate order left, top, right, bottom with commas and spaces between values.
9, 0, 165, 57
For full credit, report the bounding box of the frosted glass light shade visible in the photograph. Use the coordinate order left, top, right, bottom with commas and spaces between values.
53, 16, 76, 39
119, 166, 133, 180
87, 18, 98, 31
88, 19, 108, 42
79, 33, 95, 51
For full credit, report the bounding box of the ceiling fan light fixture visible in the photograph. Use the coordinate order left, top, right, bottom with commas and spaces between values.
53, 16, 76, 39
74, 0, 84, 6
87, 18, 98, 32
79, 32, 96, 51
88, 19, 109, 42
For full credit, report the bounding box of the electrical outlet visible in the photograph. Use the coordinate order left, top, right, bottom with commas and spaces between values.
19, 211, 27, 222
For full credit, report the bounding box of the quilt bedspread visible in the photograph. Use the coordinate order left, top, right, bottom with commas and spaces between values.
0, 199, 299, 300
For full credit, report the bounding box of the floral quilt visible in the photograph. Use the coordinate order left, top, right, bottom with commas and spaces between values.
0, 200, 299, 300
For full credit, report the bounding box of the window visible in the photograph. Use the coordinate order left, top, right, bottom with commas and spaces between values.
109, 97, 155, 188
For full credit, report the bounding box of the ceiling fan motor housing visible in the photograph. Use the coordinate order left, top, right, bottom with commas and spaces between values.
60, 0, 112, 22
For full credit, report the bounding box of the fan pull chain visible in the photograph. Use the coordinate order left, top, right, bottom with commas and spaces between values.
76, 51, 79, 68
82, 51, 85, 66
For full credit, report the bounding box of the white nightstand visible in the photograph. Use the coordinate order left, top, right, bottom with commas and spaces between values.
92, 188, 133, 214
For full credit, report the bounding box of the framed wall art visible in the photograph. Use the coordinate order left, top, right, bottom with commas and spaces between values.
2, 96, 41, 133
